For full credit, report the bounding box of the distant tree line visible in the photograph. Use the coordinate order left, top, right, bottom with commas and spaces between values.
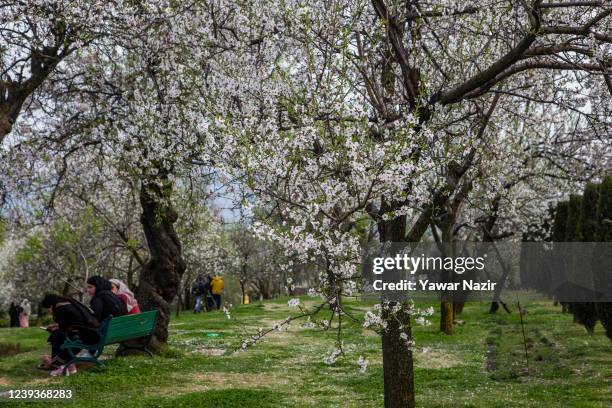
522, 175, 612, 338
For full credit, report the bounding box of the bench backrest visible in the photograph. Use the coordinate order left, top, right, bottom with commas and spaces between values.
103, 310, 158, 345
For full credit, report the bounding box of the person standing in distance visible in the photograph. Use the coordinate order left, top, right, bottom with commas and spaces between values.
210, 275, 224, 310
191, 276, 206, 313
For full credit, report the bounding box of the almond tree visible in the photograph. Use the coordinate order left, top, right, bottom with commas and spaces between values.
2, 1, 221, 346
203, 1, 611, 406
0, 1, 135, 141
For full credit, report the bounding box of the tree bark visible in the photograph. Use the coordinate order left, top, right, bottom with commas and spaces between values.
176, 291, 182, 317
439, 252, 454, 335
240, 280, 246, 304
438, 221, 456, 335
255, 278, 273, 299
382, 304, 415, 408
0, 20, 70, 143
135, 174, 186, 350
377, 197, 415, 408
440, 297, 454, 335
240, 259, 248, 304
183, 286, 192, 310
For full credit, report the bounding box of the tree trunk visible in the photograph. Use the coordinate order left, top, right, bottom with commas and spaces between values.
439, 253, 454, 335
487, 243, 512, 315
439, 225, 455, 335
256, 278, 273, 300
377, 198, 415, 408
135, 175, 186, 350
176, 291, 182, 317
183, 286, 192, 310
240, 260, 248, 304
382, 304, 415, 408
440, 298, 454, 335
240, 280, 246, 304
439, 264, 454, 335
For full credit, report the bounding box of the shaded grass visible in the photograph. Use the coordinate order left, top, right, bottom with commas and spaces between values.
142, 389, 284, 408
0, 341, 36, 357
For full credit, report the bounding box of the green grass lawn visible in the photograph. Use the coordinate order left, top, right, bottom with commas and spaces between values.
0, 297, 610, 407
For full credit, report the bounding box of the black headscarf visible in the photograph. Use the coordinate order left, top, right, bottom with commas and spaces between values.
87, 276, 127, 320
87, 276, 112, 292
40, 293, 99, 329
41, 294, 69, 309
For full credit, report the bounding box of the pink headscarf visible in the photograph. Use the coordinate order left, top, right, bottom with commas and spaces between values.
109, 279, 139, 313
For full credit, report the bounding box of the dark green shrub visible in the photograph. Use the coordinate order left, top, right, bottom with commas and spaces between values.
594, 176, 612, 338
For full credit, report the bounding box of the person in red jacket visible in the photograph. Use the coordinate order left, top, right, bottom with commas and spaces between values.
109, 279, 141, 315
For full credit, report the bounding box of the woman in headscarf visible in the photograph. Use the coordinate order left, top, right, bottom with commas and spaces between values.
109, 279, 141, 315
39, 294, 100, 376
8, 302, 21, 327
19, 299, 31, 327
86, 276, 127, 321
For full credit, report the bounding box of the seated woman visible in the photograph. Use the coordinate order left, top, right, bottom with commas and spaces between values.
109, 279, 141, 315
86, 276, 127, 321
39, 294, 100, 376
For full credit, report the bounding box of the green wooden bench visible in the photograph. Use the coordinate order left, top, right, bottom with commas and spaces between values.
60, 310, 158, 374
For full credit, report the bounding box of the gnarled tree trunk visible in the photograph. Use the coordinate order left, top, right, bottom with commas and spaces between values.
136, 174, 186, 350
